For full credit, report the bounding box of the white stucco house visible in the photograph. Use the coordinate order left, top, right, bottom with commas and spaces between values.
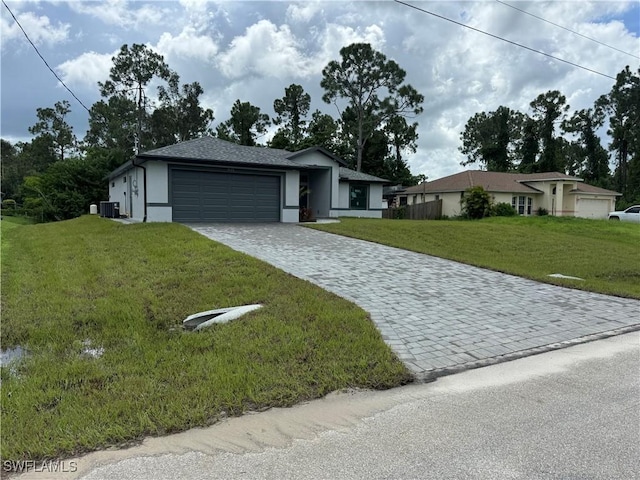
395, 170, 620, 219
106, 136, 387, 223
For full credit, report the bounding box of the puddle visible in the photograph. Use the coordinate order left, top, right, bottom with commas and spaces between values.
0, 345, 26, 367
81, 339, 104, 359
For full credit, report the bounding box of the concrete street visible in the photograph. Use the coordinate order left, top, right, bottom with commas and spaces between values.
190, 224, 640, 376
37, 331, 637, 480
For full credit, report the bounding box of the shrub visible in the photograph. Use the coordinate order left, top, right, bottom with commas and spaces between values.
461, 186, 492, 219
393, 206, 407, 219
537, 207, 549, 216
493, 202, 517, 217
2, 199, 17, 209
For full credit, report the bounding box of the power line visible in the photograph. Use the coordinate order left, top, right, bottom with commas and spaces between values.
2, 0, 91, 112
496, 0, 640, 60
394, 0, 617, 81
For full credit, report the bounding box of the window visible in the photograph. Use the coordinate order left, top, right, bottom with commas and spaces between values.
350, 185, 368, 210
435, 194, 440, 201
512, 196, 533, 215
123, 177, 127, 183
111, 181, 115, 187
413, 195, 417, 204
399, 196, 407, 206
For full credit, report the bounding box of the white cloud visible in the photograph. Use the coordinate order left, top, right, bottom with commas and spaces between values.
156, 26, 219, 64
286, 2, 324, 23
217, 19, 313, 79
0, 10, 69, 48
67, 0, 169, 29
316, 23, 386, 63
56, 50, 115, 89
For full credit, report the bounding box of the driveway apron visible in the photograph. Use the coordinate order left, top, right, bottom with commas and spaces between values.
190, 224, 640, 377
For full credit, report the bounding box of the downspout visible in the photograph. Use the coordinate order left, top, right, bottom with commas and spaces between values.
132, 157, 148, 223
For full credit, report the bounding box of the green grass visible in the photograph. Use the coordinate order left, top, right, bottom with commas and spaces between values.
309, 216, 640, 299
0, 216, 410, 463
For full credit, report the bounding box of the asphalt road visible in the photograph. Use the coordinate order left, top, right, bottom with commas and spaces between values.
25, 331, 635, 480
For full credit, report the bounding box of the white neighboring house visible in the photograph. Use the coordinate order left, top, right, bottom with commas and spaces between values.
394, 170, 620, 219
106, 136, 387, 223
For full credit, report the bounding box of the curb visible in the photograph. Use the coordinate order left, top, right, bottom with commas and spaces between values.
412, 323, 640, 383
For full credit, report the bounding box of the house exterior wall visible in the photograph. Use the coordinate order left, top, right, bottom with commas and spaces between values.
283, 169, 300, 223
290, 152, 340, 208
332, 182, 383, 218
369, 184, 384, 209
145, 161, 172, 222
108, 166, 145, 221
440, 192, 463, 217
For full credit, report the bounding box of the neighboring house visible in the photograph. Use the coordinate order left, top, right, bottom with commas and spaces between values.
106, 136, 387, 223
394, 170, 620, 219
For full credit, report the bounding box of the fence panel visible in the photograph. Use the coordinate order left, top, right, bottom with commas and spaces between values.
382, 199, 442, 220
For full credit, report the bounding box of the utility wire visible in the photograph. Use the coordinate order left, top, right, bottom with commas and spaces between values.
2, 0, 91, 112
394, 0, 617, 81
496, 0, 639, 60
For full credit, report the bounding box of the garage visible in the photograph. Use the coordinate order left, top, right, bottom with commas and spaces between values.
576, 197, 612, 219
171, 169, 281, 223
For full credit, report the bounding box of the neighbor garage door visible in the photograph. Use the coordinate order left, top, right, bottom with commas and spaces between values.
171, 169, 281, 223
576, 198, 611, 219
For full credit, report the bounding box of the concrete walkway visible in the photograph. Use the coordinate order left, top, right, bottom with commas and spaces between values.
190, 224, 640, 377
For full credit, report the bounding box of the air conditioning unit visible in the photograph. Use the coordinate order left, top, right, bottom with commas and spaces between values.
99, 201, 120, 218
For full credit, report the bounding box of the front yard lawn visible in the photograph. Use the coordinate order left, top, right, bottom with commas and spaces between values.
309, 216, 640, 299
0, 216, 410, 464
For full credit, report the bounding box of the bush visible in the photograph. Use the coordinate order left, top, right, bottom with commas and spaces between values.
393, 206, 407, 219
2, 199, 17, 209
493, 202, 517, 217
537, 207, 549, 216
461, 186, 492, 219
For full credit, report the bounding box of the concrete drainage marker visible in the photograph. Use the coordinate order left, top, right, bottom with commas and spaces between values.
413, 323, 640, 383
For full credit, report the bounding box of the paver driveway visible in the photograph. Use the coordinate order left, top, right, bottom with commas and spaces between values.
190, 224, 640, 377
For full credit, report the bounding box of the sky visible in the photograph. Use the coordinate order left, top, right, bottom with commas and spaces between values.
1, 0, 639, 180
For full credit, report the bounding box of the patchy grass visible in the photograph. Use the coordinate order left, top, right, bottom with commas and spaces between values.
1, 216, 410, 464
309, 216, 640, 299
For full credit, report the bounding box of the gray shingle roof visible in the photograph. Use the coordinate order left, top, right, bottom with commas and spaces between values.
108, 137, 389, 184
138, 136, 300, 168
339, 167, 388, 183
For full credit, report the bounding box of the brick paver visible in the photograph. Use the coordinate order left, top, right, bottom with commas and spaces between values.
190, 224, 640, 376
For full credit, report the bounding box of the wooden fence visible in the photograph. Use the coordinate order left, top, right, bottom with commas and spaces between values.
382, 199, 442, 220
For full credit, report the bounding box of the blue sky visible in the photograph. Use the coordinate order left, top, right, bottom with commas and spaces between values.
2, 1, 639, 179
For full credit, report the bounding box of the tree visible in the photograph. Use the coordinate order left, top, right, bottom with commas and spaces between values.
360, 129, 389, 178
562, 108, 609, 186
28, 100, 76, 162
216, 100, 270, 146
86, 95, 139, 158
98, 44, 175, 152
597, 66, 640, 203
321, 43, 424, 172
384, 115, 419, 184
529, 90, 570, 172
1, 139, 20, 199
272, 84, 311, 150
459, 106, 522, 172
298, 110, 344, 154
151, 78, 214, 147
20, 149, 120, 222
518, 116, 539, 173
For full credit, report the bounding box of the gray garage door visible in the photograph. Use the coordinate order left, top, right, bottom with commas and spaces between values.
171, 169, 281, 223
